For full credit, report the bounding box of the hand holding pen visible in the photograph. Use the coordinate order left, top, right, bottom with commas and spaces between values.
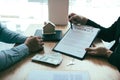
68, 13, 80, 26
68, 13, 88, 26
68, 13, 80, 29
68, 13, 75, 29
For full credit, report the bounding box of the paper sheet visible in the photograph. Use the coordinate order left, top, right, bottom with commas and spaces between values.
53, 25, 100, 59
26, 70, 90, 80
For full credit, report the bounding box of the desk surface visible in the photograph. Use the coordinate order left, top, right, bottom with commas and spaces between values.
0, 24, 120, 80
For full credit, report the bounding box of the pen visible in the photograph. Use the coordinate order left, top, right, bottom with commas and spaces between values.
68, 15, 73, 30
70, 22, 73, 29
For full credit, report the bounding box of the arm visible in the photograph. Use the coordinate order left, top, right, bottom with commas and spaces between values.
0, 23, 29, 71
0, 44, 29, 71
0, 36, 44, 71
69, 13, 118, 42
86, 19, 118, 42
86, 44, 120, 71
0, 23, 27, 43
69, 13, 120, 71
0, 23, 44, 71
86, 18, 120, 71
108, 44, 120, 71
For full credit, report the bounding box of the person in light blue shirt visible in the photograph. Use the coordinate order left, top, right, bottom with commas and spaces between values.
0, 23, 44, 71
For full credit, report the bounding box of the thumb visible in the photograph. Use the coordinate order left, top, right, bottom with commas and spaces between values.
92, 43, 96, 47
85, 47, 97, 54
85, 47, 95, 51
68, 13, 76, 18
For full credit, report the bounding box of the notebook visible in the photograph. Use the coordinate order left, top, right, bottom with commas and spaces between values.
53, 25, 100, 59
25, 70, 90, 80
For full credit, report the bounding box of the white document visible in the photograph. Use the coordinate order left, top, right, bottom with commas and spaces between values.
53, 25, 100, 59
26, 70, 90, 80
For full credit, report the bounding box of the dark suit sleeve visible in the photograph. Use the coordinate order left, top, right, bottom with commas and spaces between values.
108, 44, 120, 71
86, 18, 118, 42
86, 17, 120, 71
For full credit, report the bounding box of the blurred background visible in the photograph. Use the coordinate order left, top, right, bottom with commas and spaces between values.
0, 0, 120, 31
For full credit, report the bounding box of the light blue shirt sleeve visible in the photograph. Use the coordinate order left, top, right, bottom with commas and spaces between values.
0, 23, 27, 43
0, 22, 30, 71
0, 44, 29, 71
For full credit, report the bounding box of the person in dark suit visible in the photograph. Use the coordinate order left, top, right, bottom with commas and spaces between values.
69, 13, 120, 71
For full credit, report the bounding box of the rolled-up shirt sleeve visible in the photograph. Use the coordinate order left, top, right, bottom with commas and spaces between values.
0, 44, 29, 71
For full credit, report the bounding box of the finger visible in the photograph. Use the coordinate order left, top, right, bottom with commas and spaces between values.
37, 39, 44, 45
36, 37, 43, 42
38, 38, 44, 44
68, 13, 76, 18
85, 48, 95, 51
69, 14, 77, 22
36, 36, 42, 39
91, 43, 96, 47
39, 42, 44, 45
30, 36, 37, 40
70, 15, 81, 25
34, 36, 42, 39
27, 36, 33, 40
93, 44, 96, 47
87, 51, 96, 54
38, 44, 44, 51
69, 17, 78, 24
39, 39, 43, 42
29, 36, 34, 39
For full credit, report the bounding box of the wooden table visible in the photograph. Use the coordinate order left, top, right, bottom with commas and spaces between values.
0, 24, 120, 80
